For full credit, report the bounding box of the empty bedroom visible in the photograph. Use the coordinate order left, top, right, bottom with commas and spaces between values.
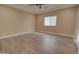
0, 4, 79, 54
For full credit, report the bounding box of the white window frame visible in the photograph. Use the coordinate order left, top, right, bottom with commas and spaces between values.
44, 16, 57, 26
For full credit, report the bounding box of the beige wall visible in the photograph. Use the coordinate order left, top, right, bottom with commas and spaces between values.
0, 5, 77, 37
0, 5, 35, 37
36, 7, 77, 36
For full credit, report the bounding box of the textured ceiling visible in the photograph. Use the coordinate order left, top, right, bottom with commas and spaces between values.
6, 4, 77, 14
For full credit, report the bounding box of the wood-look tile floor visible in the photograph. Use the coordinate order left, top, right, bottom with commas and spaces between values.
0, 32, 77, 54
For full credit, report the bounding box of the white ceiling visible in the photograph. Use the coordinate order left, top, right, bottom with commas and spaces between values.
6, 4, 77, 14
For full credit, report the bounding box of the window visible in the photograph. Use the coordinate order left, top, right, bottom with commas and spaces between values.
44, 16, 57, 26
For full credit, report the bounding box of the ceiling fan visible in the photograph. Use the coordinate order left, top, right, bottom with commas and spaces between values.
28, 4, 47, 9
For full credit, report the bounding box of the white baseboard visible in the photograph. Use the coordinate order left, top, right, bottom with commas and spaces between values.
0, 31, 34, 39
36, 31, 74, 38
51, 32, 74, 38
0, 31, 74, 39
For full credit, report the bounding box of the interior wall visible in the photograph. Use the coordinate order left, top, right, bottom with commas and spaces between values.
75, 6, 79, 53
35, 7, 77, 36
0, 5, 35, 37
